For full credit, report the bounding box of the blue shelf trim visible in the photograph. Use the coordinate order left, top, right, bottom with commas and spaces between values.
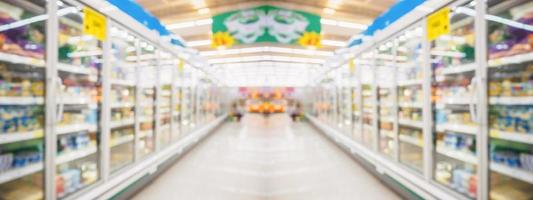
107, 0, 185, 47
349, 0, 426, 47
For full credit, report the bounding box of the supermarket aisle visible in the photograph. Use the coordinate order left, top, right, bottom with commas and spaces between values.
133, 114, 400, 200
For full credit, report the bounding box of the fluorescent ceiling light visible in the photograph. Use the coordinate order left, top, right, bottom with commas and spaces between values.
0, 6, 79, 32
198, 8, 210, 14
320, 18, 367, 30
323, 8, 336, 15
208, 56, 324, 64
200, 46, 333, 57
166, 18, 212, 30
322, 40, 346, 47
187, 40, 211, 47
456, 7, 533, 32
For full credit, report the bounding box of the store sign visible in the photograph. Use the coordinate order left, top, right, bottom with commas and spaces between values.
426, 7, 450, 41
211, 5, 321, 48
83, 7, 107, 41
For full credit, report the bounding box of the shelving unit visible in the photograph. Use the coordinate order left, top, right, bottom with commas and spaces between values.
0, 1, 221, 199
310, 0, 533, 199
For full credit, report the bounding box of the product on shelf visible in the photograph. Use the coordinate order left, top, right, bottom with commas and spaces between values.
0, 1, 45, 59
57, 133, 92, 154
56, 161, 98, 198
491, 140, 533, 172
488, 2, 533, 59
435, 161, 477, 198
489, 105, 532, 134
0, 106, 44, 134
437, 132, 476, 154
0, 142, 43, 172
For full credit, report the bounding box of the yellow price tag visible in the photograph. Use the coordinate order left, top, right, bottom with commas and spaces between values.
490, 130, 500, 138
348, 58, 356, 73
178, 58, 185, 73
427, 7, 450, 41
83, 7, 107, 41
33, 130, 44, 138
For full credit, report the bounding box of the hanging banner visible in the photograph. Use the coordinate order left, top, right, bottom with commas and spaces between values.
427, 7, 450, 41
211, 5, 321, 48
83, 7, 107, 41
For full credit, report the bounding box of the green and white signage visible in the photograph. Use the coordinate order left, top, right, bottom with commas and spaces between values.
211, 5, 321, 48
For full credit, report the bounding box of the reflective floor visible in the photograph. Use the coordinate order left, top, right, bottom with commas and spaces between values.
133, 114, 400, 200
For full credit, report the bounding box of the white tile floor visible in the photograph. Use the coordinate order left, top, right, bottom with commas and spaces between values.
133, 114, 400, 200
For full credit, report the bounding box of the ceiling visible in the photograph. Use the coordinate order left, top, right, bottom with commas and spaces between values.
137, 0, 395, 87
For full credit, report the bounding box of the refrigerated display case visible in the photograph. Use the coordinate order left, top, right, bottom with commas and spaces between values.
172, 66, 182, 141
108, 25, 137, 173
158, 53, 173, 148
485, 0, 533, 199
55, 1, 101, 197
431, 2, 478, 198
375, 41, 396, 159
0, 1, 46, 199
339, 67, 353, 135
136, 42, 157, 159
361, 52, 375, 149
396, 24, 425, 172
181, 68, 193, 135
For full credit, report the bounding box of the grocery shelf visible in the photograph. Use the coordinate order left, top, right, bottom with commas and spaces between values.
139, 116, 154, 123
111, 102, 135, 108
0, 129, 44, 144
139, 130, 154, 138
436, 146, 477, 165
160, 124, 171, 131
380, 130, 395, 138
0, 52, 45, 67
59, 96, 92, 105
0, 163, 42, 184
110, 79, 136, 86
110, 118, 135, 129
440, 63, 477, 75
56, 123, 98, 135
397, 79, 423, 87
399, 135, 423, 147
489, 129, 533, 144
380, 117, 394, 123
111, 135, 135, 147
489, 96, 533, 105
56, 146, 98, 165
491, 162, 533, 184
57, 63, 92, 75
398, 102, 422, 109
436, 123, 477, 135
0, 96, 44, 105
398, 119, 423, 128
437, 97, 472, 105
488, 52, 533, 68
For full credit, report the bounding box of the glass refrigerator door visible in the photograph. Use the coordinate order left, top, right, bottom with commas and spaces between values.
137, 42, 156, 159
0, 1, 46, 199
109, 25, 136, 173
56, 2, 101, 198
376, 43, 396, 158
352, 57, 363, 142
361, 53, 375, 148
340, 86, 352, 135
172, 75, 181, 141
158, 63, 172, 148
181, 83, 192, 135
486, 0, 533, 199
431, 2, 477, 198
396, 25, 425, 172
